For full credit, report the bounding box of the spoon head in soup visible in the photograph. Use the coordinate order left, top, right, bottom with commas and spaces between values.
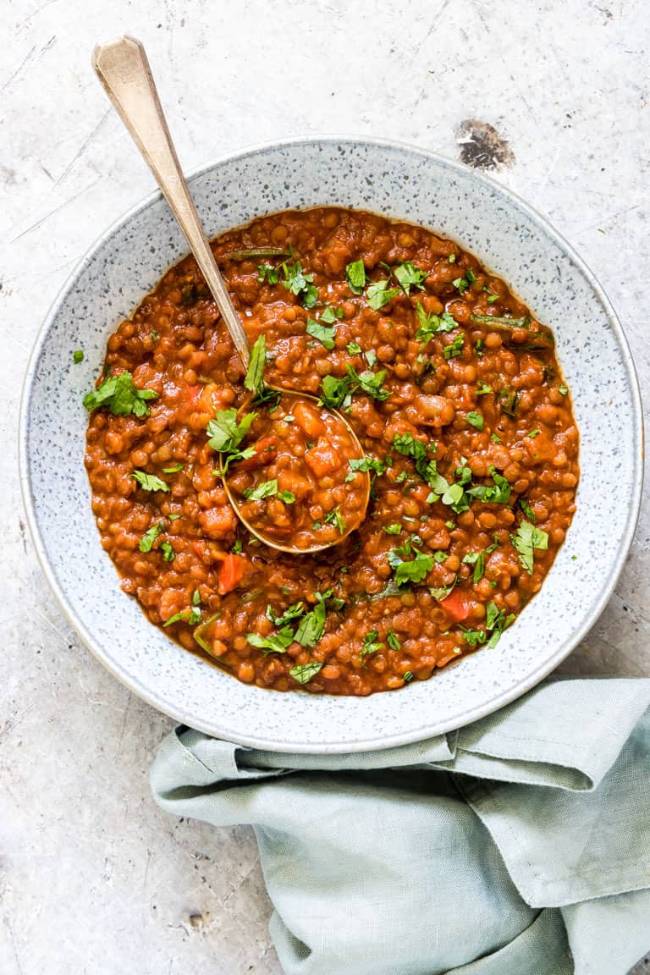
223, 394, 370, 552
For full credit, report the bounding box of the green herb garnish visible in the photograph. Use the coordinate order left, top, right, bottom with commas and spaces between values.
346, 455, 387, 482
83, 371, 158, 417
466, 411, 484, 431
289, 662, 323, 685
511, 520, 549, 574
247, 627, 295, 654
206, 408, 257, 472
324, 507, 346, 535
244, 479, 278, 501
160, 541, 175, 562
306, 318, 336, 350
387, 630, 401, 650
282, 261, 318, 307
393, 261, 427, 293
258, 262, 280, 284
415, 303, 457, 343
73, 350, 84, 364
244, 335, 267, 396
366, 279, 400, 310
345, 259, 366, 294
139, 522, 164, 552
164, 605, 201, 627
467, 466, 511, 505
442, 334, 465, 360
361, 630, 384, 657
266, 601, 305, 627
132, 470, 169, 493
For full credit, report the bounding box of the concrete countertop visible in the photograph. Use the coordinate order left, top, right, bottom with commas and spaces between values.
1, 0, 648, 972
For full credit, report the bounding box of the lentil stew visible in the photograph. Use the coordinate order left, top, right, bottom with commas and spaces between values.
84, 207, 579, 696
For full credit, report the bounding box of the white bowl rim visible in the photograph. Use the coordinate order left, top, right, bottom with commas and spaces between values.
19, 135, 644, 750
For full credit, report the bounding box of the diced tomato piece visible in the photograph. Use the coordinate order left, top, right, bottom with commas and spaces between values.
440, 589, 471, 623
236, 436, 278, 470
180, 384, 201, 405
217, 553, 249, 595
304, 439, 339, 478
293, 401, 325, 438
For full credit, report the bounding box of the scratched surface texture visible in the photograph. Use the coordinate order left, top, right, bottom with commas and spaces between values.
1, 0, 649, 973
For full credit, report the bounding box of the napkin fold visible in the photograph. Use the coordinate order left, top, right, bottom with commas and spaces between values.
150, 679, 650, 975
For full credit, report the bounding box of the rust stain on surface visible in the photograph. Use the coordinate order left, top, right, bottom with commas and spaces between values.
456, 119, 515, 171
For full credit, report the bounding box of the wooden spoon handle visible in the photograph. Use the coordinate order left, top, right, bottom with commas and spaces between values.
92, 36, 250, 368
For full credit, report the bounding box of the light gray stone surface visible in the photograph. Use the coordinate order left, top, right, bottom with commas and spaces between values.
1, 0, 648, 972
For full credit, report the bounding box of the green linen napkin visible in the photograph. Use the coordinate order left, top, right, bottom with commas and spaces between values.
150, 678, 650, 974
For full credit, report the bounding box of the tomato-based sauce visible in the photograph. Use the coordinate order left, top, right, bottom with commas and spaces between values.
84, 207, 579, 695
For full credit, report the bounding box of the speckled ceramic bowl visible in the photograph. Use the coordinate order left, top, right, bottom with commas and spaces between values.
20, 138, 643, 753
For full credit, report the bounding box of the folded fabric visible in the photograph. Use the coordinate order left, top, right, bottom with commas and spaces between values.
150, 678, 650, 975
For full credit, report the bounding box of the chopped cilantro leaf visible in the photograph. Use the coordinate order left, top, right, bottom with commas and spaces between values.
160, 541, 175, 562
519, 498, 536, 522
467, 466, 511, 505
244, 335, 267, 396
366, 279, 400, 310
247, 626, 295, 654
320, 306, 344, 324
164, 605, 201, 627
442, 334, 465, 360
266, 601, 305, 627
415, 303, 457, 343
364, 348, 377, 367
132, 470, 169, 493
393, 261, 427, 293
361, 629, 384, 657
346, 259, 366, 294
511, 520, 549, 574
206, 408, 257, 471
384, 523, 402, 535
324, 507, 346, 534
387, 630, 401, 651
162, 463, 184, 473
390, 549, 434, 587
347, 341, 362, 355
466, 411, 484, 431
258, 262, 280, 284
282, 261, 318, 307
346, 454, 387, 482
476, 382, 492, 395
139, 522, 164, 553
306, 317, 336, 350
244, 479, 278, 501
83, 371, 158, 417
290, 662, 323, 684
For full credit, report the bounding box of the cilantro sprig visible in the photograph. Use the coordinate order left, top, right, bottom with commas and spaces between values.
320, 366, 390, 410
207, 409, 257, 472
511, 520, 549, 574
83, 371, 158, 417
415, 303, 457, 343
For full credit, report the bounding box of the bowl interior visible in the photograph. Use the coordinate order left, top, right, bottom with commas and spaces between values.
21, 139, 642, 752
